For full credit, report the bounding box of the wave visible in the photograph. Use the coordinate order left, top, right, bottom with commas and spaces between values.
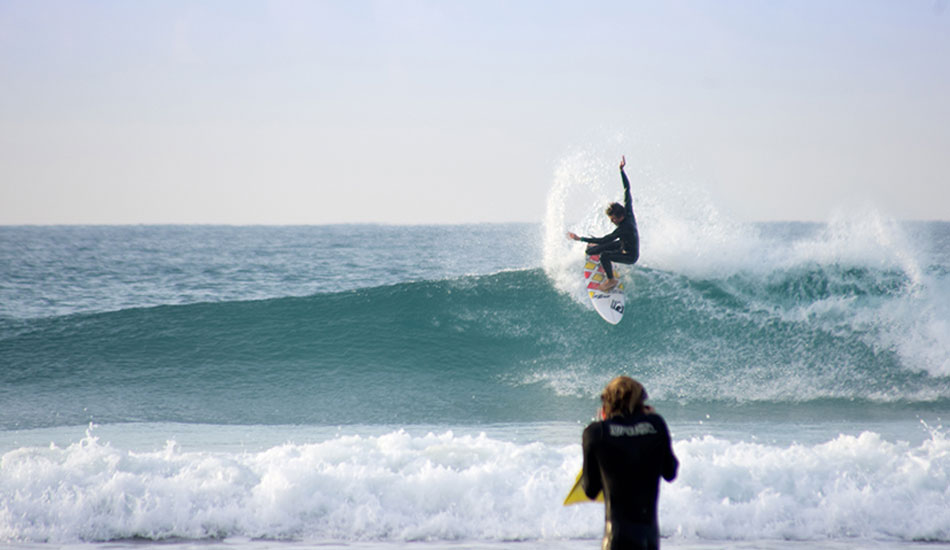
2, 255, 949, 429
0, 224, 541, 320
2, 425, 949, 543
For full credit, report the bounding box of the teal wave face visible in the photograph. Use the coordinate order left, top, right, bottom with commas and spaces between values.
1, 270, 583, 428
2, 266, 948, 429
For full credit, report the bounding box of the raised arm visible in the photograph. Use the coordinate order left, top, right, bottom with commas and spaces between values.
620, 156, 633, 216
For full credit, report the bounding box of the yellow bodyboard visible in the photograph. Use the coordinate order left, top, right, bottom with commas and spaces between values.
562, 470, 604, 506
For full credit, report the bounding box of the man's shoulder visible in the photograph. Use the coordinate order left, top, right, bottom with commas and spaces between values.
583, 420, 606, 441
584, 420, 605, 432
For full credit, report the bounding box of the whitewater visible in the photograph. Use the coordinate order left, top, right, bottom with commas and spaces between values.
2, 157, 950, 549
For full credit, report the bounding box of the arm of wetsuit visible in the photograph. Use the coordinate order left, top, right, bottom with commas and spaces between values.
579, 226, 621, 245
581, 423, 604, 499
656, 416, 679, 482
621, 168, 634, 220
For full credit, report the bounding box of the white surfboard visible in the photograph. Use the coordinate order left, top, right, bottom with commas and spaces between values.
584, 255, 625, 325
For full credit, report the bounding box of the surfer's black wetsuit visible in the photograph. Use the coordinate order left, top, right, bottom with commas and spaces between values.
579, 168, 639, 280
582, 412, 678, 550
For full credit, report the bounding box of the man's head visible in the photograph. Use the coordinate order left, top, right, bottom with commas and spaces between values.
605, 203, 625, 225
600, 376, 647, 419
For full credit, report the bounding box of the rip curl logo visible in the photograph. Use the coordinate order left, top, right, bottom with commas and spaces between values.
610, 300, 624, 314
609, 422, 657, 437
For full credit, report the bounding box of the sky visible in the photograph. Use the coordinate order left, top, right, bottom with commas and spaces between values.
1, 0, 949, 225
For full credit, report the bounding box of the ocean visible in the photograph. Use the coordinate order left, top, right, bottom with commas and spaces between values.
2, 215, 950, 550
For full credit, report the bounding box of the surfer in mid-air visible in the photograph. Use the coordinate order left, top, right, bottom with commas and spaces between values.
567, 156, 640, 291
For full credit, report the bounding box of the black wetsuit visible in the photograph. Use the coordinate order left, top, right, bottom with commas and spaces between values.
582, 413, 678, 550
579, 168, 639, 279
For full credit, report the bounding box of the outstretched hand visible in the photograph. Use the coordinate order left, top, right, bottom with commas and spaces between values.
566, 232, 580, 241
619, 155, 626, 170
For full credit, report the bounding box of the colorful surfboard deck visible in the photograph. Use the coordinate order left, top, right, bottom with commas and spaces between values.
583, 255, 625, 324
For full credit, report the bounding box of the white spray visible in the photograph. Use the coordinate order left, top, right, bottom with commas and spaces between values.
539, 137, 948, 378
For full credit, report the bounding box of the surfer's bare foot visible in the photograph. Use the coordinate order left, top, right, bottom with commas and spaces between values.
599, 278, 619, 291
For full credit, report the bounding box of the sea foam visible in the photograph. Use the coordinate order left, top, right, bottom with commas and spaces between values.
3, 425, 950, 544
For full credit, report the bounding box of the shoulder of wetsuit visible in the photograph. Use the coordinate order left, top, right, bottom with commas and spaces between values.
584, 420, 606, 436
644, 413, 670, 431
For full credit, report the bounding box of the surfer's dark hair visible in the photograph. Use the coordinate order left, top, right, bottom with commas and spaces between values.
606, 203, 624, 218
600, 376, 647, 419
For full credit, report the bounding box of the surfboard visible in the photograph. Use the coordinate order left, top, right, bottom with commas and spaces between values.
563, 469, 603, 506
584, 255, 625, 324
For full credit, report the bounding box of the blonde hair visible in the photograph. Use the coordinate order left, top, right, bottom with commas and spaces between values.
600, 376, 646, 419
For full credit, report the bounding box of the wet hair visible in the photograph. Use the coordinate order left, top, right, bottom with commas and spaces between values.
600, 376, 647, 419
605, 203, 624, 218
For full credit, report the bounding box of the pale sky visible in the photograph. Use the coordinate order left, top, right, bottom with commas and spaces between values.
1, 0, 948, 225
